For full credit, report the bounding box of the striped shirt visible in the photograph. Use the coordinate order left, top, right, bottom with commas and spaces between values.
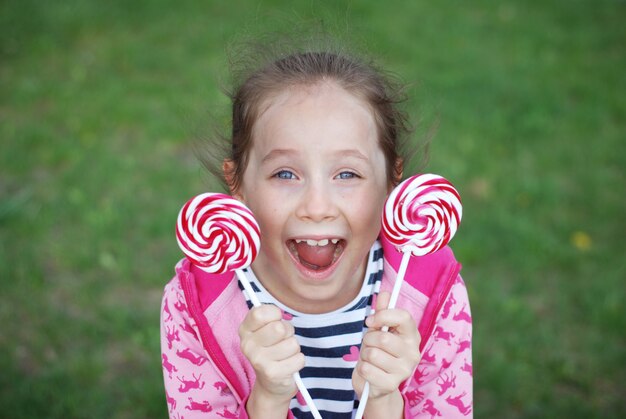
238, 241, 384, 418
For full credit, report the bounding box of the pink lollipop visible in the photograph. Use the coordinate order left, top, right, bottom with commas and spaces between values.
382, 173, 462, 256
175, 193, 322, 419
356, 174, 462, 419
176, 193, 260, 273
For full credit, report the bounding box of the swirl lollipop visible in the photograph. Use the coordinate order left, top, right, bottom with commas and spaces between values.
356, 174, 462, 419
176, 193, 322, 419
383, 173, 462, 256
176, 193, 260, 273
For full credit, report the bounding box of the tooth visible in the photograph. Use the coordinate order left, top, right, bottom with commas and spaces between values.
318, 239, 329, 246
295, 239, 304, 244
306, 239, 318, 246
331, 239, 339, 244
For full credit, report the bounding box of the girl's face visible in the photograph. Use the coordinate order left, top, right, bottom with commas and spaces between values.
233, 82, 390, 314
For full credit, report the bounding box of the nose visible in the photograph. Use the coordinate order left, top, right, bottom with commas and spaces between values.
295, 180, 339, 222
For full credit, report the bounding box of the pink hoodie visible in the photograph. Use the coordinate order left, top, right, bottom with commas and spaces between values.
160, 237, 473, 418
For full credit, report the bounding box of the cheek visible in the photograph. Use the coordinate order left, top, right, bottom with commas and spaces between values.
349, 191, 386, 233
252, 203, 284, 237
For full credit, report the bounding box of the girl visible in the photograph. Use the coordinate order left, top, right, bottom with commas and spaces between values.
161, 46, 472, 418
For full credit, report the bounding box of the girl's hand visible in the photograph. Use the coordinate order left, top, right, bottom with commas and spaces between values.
239, 304, 305, 413
353, 291, 421, 413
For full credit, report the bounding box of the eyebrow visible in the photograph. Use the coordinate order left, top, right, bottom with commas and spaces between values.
261, 149, 370, 164
261, 149, 298, 164
335, 149, 370, 162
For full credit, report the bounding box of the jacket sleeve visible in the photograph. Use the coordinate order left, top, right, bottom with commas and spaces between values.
402, 275, 473, 418
161, 276, 249, 419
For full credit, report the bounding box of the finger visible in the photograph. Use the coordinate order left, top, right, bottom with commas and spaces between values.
270, 335, 301, 361
261, 352, 306, 383
375, 291, 391, 312
240, 304, 283, 334
362, 329, 408, 359
366, 308, 419, 337
248, 335, 302, 366
359, 346, 400, 375
240, 320, 295, 359
254, 320, 295, 347
362, 329, 420, 362
355, 359, 397, 393
288, 351, 306, 373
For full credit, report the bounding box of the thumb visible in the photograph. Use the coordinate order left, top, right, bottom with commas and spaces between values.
375, 291, 391, 312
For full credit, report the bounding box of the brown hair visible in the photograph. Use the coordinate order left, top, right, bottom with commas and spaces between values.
203, 38, 422, 192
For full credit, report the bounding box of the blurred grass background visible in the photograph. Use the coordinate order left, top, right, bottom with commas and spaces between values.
1, 0, 624, 417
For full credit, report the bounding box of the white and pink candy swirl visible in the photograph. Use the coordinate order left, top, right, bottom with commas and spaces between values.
382, 174, 462, 256
176, 193, 260, 273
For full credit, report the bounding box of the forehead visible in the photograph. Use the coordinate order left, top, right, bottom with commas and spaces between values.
252, 81, 380, 152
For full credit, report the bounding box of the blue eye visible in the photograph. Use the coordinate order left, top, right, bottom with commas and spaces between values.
336, 171, 358, 180
274, 170, 296, 180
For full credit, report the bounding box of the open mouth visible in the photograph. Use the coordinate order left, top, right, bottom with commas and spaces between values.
287, 238, 345, 271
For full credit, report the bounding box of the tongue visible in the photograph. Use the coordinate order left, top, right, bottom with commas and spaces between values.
295, 243, 336, 269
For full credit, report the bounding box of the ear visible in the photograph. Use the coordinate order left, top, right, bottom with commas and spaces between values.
390, 157, 403, 191
222, 159, 242, 199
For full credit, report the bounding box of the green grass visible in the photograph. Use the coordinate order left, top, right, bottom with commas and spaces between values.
1, 0, 624, 417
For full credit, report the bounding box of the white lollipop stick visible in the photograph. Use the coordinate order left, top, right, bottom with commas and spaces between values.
355, 249, 410, 419
356, 174, 462, 418
176, 193, 321, 419
235, 270, 322, 419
